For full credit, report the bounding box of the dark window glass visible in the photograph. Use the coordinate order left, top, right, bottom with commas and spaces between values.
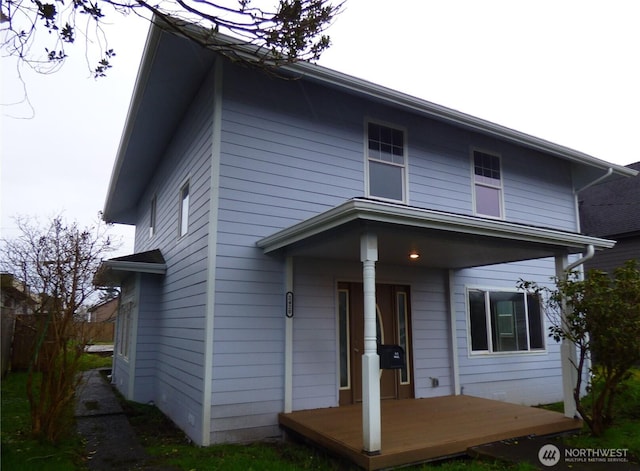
527, 294, 545, 349
469, 290, 488, 351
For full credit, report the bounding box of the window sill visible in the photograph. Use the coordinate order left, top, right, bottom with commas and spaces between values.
467, 349, 548, 358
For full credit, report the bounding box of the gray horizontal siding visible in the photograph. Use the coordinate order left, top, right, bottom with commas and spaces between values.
453, 258, 563, 405
128, 66, 216, 444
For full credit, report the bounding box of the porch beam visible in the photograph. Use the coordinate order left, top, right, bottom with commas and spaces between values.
360, 233, 381, 455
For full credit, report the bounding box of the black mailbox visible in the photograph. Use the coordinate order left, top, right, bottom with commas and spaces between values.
378, 344, 405, 370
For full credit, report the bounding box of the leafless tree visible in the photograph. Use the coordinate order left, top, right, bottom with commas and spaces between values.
0, 215, 115, 442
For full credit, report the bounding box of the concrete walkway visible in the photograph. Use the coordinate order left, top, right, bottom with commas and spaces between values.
75, 369, 177, 470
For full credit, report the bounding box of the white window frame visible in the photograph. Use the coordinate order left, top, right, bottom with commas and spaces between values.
117, 301, 132, 360
337, 288, 351, 391
365, 120, 408, 203
466, 286, 546, 356
178, 180, 190, 238
396, 291, 411, 385
471, 148, 504, 219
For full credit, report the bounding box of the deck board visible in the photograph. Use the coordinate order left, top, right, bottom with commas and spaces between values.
279, 395, 581, 470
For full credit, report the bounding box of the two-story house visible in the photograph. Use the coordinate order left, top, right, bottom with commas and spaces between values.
96, 17, 637, 465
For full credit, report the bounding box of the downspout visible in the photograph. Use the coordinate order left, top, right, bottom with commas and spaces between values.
565, 244, 595, 272
575, 167, 613, 194
574, 168, 613, 234
557, 243, 594, 419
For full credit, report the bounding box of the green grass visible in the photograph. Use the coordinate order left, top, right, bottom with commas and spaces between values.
77, 351, 112, 371
1, 352, 113, 471
563, 369, 640, 456
1, 372, 86, 471
3, 363, 638, 471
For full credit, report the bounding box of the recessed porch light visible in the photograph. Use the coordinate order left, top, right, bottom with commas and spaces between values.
409, 251, 420, 260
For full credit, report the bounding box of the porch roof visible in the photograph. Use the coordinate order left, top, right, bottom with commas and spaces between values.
93, 249, 167, 286
257, 198, 615, 269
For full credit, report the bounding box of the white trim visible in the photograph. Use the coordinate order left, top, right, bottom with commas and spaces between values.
284, 256, 294, 413
464, 285, 547, 356
201, 59, 223, 446
470, 148, 505, 219
283, 55, 637, 178
448, 270, 461, 395
364, 119, 409, 204
337, 287, 351, 392
395, 291, 411, 385
257, 198, 615, 254
128, 274, 141, 400
101, 260, 167, 276
178, 178, 190, 238
149, 194, 157, 239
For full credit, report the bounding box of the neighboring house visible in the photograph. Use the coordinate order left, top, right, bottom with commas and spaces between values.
87, 298, 119, 323
96, 18, 637, 452
579, 161, 640, 274
1, 273, 36, 316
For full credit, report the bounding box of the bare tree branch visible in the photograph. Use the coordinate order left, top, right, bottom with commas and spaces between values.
1, 0, 343, 78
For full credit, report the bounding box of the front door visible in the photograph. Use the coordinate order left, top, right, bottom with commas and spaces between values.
338, 283, 414, 405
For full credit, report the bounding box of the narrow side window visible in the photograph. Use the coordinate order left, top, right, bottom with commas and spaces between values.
178, 182, 189, 237
149, 195, 157, 238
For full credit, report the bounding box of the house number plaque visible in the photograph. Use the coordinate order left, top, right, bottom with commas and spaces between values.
286, 291, 294, 318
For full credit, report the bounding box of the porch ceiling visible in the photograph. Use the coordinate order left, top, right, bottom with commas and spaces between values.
257, 198, 615, 269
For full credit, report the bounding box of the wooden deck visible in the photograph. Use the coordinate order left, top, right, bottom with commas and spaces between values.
279, 395, 582, 470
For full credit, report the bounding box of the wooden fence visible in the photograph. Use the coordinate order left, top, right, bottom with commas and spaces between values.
6, 314, 115, 372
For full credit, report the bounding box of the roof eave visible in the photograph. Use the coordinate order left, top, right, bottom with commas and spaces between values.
284, 62, 636, 178
103, 21, 161, 223
257, 198, 616, 254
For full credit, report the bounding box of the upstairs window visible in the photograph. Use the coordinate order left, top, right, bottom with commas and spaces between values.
178, 182, 189, 237
468, 289, 545, 354
367, 122, 406, 202
473, 150, 503, 218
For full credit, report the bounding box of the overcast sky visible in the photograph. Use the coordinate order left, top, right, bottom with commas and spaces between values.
2, 0, 639, 256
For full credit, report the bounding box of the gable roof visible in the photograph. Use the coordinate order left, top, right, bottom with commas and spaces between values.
580, 161, 640, 238
103, 16, 638, 224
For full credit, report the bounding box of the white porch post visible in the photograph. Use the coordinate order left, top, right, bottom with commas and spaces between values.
360, 233, 381, 455
555, 254, 578, 418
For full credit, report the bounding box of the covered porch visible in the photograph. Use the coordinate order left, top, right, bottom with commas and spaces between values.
279, 395, 582, 470
257, 198, 612, 459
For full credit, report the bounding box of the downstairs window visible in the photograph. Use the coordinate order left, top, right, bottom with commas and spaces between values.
468, 289, 544, 353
